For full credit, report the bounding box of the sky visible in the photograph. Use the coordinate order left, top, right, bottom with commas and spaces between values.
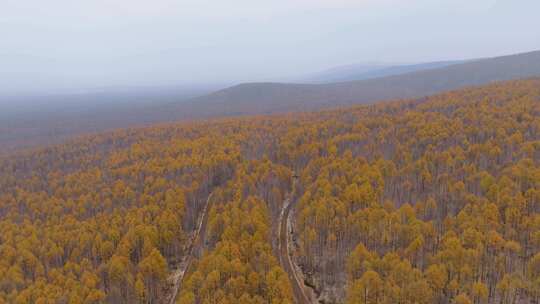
2, 0, 540, 95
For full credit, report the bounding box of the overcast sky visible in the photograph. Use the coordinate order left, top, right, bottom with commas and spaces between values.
2, 0, 540, 95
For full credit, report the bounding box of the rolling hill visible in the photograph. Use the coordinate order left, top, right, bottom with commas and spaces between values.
1, 50, 540, 153
163, 50, 540, 120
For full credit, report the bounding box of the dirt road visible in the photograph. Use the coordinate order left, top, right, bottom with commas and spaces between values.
165, 192, 214, 304
278, 195, 315, 304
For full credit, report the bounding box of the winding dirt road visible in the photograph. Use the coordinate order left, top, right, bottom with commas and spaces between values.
165, 192, 214, 304
278, 193, 315, 304
165, 180, 313, 304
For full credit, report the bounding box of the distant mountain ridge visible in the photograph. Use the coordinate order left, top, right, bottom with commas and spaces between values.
305, 60, 467, 83
304, 63, 389, 83
163, 50, 540, 120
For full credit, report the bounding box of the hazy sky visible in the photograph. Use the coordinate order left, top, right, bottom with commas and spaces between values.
2, 0, 540, 94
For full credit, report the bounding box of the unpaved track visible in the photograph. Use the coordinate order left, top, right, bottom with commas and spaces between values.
165, 192, 214, 304
278, 195, 314, 304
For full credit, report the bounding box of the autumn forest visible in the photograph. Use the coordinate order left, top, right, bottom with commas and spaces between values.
1, 78, 540, 304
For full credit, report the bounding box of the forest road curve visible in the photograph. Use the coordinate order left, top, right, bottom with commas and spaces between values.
278, 194, 314, 304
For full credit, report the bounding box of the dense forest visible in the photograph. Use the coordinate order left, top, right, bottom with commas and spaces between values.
1, 78, 540, 304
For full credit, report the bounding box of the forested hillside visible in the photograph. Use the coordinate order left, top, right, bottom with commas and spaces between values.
2, 50, 540, 153
1, 78, 540, 304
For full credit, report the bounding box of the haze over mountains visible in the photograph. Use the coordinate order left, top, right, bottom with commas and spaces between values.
303, 60, 466, 83
161, 50, 540, 119
0, 85, 219, 152
2, 49, 540, 152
